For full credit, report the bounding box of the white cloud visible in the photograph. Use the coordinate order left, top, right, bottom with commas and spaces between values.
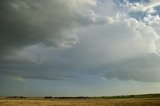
119, 0, 160, 14
75, 16, 160, 82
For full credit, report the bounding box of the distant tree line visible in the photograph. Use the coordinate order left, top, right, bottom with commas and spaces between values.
6, 94, 160, 99
7, 96, 26, 99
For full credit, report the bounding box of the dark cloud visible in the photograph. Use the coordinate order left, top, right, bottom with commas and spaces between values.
0, 0, 102, 80
0, 0, 111, 81
0, 0, 101, 56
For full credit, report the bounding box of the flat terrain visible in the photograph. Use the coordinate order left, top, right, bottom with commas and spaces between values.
1, 98, 160, 106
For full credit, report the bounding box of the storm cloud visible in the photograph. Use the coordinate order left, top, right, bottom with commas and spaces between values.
0, 0, 104, 80
1, 0, 160, 82
0, 0, 102, 56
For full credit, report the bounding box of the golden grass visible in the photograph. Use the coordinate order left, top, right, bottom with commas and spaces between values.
0, 98, 160, 106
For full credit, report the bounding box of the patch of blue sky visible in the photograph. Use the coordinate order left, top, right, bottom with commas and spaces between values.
114, 0, 150, 11
114, 0, 150, 4
114, 0, 126, 6
114, 0, 150, 20
129, 11, 148, 20
154, 5, 160, 16
127, 0, 150, 3
114, 0, 127, 11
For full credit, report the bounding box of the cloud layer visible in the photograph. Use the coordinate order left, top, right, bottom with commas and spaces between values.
1, 0, 160, 82
0, 0, 102, 56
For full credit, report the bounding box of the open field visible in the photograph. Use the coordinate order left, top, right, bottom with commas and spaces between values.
1, 97, 160, 106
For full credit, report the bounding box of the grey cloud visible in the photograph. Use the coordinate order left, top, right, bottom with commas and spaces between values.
0, 0, 101, 56
0, 0, 108, 80
4, 16, 159, 82
1, 0, 160, 82
0, 58, 76, 80
103, 53, 160, 82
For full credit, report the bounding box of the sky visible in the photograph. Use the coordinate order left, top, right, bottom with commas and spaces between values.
1, 0, 160, 97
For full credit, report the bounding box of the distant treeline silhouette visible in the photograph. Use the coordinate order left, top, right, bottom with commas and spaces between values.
7, 96, 26, 99
6, 94, 160, 99
42, 94, 160, 99
44, 96, 90, 99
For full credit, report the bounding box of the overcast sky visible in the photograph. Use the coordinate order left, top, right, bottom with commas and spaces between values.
1, 0, 160, 96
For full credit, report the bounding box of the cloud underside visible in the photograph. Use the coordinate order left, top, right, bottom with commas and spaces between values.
0, 0, 100, 56
1, 0, 160, 82
103, 54, 160, 82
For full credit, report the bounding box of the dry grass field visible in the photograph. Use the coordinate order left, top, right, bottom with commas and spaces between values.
0, 98, 160, 106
